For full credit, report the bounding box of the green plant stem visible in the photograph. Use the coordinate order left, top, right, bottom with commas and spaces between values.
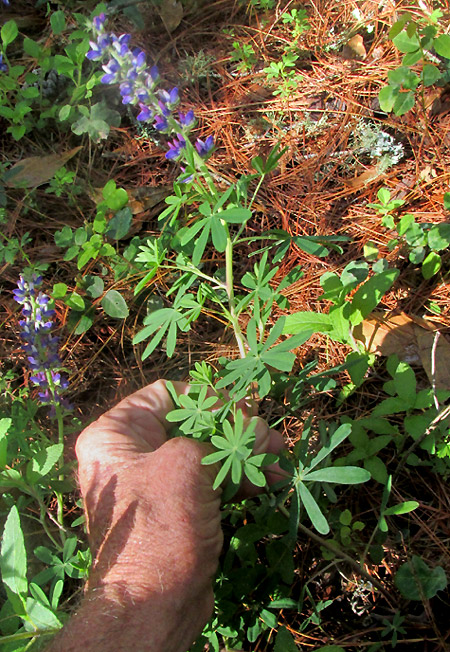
29, 492, 63, 551
54, 403, 66, 543
224, 232, 247, 358
248, 174, 265, 212
232, 173, 265, 245
277, 502, 392, 602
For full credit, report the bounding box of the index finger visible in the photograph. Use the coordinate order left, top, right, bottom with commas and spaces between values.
76, 380, 190, 465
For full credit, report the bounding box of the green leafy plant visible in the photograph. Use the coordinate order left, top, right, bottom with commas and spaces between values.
282, 8, 310, 40
263, 50, 301, 98
0, 13, 104, 140
381, 612, 406, 648
368, 188, 450, 279
379, 9, 450, 116
230, 41, 257, 72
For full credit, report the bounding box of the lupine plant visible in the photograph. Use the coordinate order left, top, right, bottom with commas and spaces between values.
86, 12, 214, 167
13, 274, 71, 416
2, 2, 450, 651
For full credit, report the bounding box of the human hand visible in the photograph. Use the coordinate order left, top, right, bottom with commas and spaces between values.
47, 379, 284, 652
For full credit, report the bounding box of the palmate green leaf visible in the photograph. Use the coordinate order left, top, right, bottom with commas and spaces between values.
304, 466, 371, 484
134, 292, 202, 360
0, 505, 28, 598
297, 481, 329, 534
133, 308, 179, 352
166, 388, 217, 437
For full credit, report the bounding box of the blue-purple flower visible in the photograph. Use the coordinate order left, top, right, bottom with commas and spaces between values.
0, 54, 7, 73
195, 135, 214, 157
86, 13, 214, 163
166, 134, 186, 160
1, 0, 11, 6
13, 274, 71, 413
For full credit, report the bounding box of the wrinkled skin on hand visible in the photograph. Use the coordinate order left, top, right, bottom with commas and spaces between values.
48, 380, 284, 652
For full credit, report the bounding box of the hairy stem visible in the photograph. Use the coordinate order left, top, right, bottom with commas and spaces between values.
225, 232, 247, 358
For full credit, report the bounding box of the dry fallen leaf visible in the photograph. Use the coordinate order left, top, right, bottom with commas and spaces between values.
347, 34, 367, 59
5, 147, 83, 188
353, 312, 422, 364
344, 166, 382, 190
354, 311, 450, 392
158, 0, 183, 32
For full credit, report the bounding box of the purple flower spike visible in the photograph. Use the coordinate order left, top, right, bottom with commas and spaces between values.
0, 54, 8, 73
13, 274, 71, 414
85, 16, 215, 168
195, 135, 214, 157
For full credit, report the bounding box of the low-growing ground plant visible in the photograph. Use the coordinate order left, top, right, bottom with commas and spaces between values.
379, 8, 450, 116
1, 1, 450, 651
368, 187, 450, 279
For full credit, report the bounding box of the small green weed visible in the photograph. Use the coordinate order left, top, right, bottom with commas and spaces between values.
368, 188, 450, 279
230, 41, 257, 72
379, 9, 450, 116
